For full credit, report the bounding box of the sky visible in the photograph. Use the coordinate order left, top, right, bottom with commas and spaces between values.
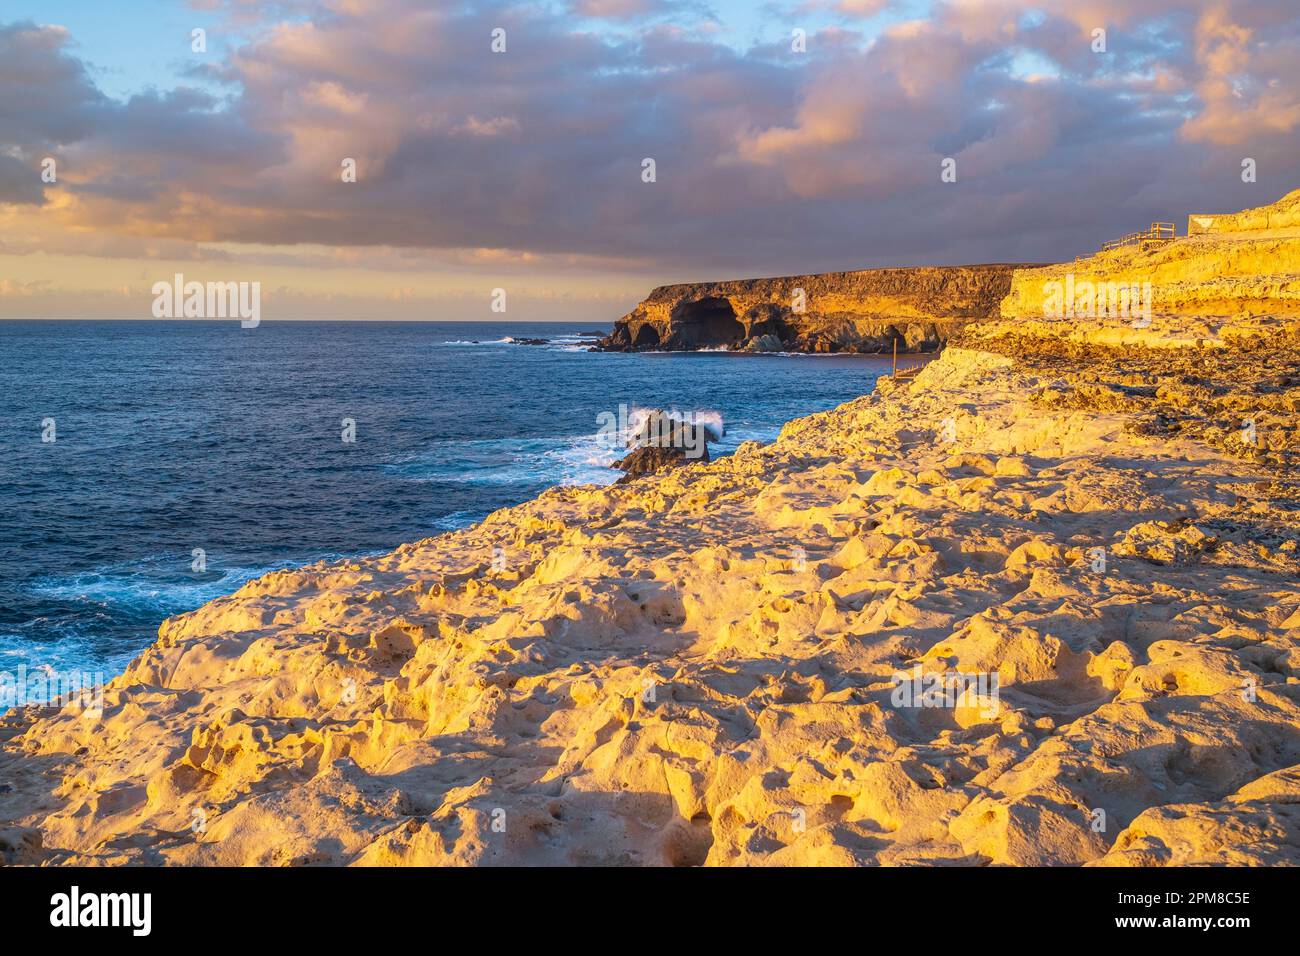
1, 0, 1299, 320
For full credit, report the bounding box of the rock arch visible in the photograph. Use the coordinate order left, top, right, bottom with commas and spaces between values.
632, 323, 662, 348
668, 297, 744, 348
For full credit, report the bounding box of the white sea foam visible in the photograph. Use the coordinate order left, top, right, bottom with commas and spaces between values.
385, 435, 622, 488
625, 406, 726, 443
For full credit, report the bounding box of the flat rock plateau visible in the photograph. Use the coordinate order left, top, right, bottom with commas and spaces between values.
3, 191, 1300, 866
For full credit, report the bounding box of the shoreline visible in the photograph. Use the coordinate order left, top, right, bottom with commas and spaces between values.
0, 347, 892, 710
3, 190, 1299, 866
597, 263, 1023, 355
4, 325, 1297, 865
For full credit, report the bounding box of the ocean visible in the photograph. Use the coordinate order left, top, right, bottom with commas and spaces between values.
0, 320, 888, 689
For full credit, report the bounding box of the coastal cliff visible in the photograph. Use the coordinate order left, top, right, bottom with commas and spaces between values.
991, 187, 1300, 350
598, 264, 1029, 353
3, 192, 1300, 867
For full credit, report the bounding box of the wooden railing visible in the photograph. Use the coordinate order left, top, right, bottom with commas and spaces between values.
891, 339, 927, 379
1099, 221, 1176, 253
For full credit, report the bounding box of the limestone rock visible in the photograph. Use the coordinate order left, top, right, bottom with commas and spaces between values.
598, 264, 1026, 353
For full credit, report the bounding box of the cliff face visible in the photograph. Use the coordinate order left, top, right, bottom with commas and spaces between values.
997, 187, 1300, 350
599, 264, 1031, 353
6, 191, 1300, 869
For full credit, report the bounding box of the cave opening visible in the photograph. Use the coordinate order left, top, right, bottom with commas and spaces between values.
669, 297, 745, 348
632, 324, 662, 348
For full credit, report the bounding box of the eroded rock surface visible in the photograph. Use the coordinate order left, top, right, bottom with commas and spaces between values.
5, 192, 1300, 867
598, 264, 1028, 353
3, 333, 1298, 866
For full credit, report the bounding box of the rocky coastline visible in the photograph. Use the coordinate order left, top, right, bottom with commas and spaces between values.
3, 190, 1300, 866
596, 263, 1030, 354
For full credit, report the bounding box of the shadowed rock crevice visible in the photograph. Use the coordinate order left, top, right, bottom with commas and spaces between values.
632, 323, 661, 348
668, 297, 745, 349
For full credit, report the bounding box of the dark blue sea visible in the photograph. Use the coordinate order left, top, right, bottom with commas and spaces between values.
1, 320, 888, 688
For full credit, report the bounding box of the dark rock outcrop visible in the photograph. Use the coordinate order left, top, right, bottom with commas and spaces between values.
612, 410, 714, 483
598, 263, 1036, 354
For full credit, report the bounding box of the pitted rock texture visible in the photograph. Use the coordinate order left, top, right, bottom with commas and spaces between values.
3, 333, 1298, 866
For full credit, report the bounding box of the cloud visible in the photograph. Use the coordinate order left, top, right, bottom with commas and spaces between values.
1, 0, 1299, 283
569, 0, 713, 22
0, 22, 109, 204
0, 154, 46, 204
571, 0, 664, 19
0, 22, 105, 144
1179, 2, 1300, 143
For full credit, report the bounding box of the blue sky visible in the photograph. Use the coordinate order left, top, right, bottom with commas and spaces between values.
10, 0, 934, 100
5, 1, 208, 98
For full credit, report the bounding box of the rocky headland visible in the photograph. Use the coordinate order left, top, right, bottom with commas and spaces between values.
3, 191, 1300, 867
597, 264, 1029, 354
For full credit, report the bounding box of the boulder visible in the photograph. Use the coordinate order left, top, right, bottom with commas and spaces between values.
741, 334, 785, 353
612, 410, 715, 483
